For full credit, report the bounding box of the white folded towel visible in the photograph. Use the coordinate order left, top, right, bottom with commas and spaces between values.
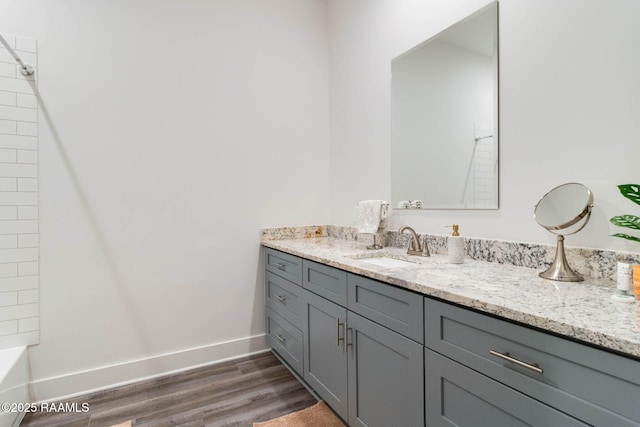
355, 200, 388, 234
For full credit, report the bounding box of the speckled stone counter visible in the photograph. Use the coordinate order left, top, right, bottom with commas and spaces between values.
261, 235, 640, 360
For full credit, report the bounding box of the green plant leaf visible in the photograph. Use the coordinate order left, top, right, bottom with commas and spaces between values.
611, 233, 640, 243
610, 215, 640, 230
618, 184, 640, 206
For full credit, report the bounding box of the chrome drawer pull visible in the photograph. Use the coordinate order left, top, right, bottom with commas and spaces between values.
345, 322, 352, 352
490, 350, 543, 374
275, 334, 286, 343
337, 319, 345, 347
273, 262, 286, 271
276, 295, 286, 302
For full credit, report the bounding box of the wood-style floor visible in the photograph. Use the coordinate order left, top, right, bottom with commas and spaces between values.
20, 351, 318, 427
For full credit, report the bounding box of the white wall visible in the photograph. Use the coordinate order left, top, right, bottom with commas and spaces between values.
328, 0, 640, 252
2, 0, 639, 402
0, 0, 330, 400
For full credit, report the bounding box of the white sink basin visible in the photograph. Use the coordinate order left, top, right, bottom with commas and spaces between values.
359, 256, 416, 268
350, 250, 448, 269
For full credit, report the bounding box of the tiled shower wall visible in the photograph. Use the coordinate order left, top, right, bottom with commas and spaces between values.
473, 136, 496, 206
0, 33, 39, 348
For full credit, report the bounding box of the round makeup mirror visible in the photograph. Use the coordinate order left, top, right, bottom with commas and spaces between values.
534, 183, 594, 281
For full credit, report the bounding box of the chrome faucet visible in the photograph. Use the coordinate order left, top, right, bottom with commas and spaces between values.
398, 226, 430, 257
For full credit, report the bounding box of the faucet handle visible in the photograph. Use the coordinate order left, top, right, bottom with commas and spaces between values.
421, 235, 430, 257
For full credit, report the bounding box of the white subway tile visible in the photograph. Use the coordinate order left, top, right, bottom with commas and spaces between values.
16, 122, 37, 137
0, 163, 37, 178
0, 39, 36, 342
0, 306, 17, 321
18, 316, 38, 333
17, 234, 37, 248
0, 291, 17, 307
0, 91, 16, 107
0, 134, 37, 150
0, 276, 37, 292
18, 261, 37, 276
17, 177, 37, 191
0, 49, 16, 63
0, 105, 37, 122
0, 192, 38, 205
0, 119, 16, 135
0, 263, 17, 278
15, 38, 37, 54
0, 76, 34, 95
18, 289, 37, 304
17, 302, 37, 318
17, 150, 37, 164
0, 319, 17, 336
0, 248, 38, 263
0, 330, 38, 347
0, 148, 16, 163
0, 50, 36, 68
0, 207, 16, 220
18, 206, 37, 219
0, 235, 17, 249
16, 94, 36, 109
0, 220, 38, 234
0, 178, 16, 191
0, 62, 15, 78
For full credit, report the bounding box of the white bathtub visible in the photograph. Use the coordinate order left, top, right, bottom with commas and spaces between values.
0, 347, 29, 427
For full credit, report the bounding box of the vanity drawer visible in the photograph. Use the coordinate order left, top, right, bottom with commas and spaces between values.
265, 271, 303, 327
425, 348, 587, 427
303, 259, 347, 306
266, 307, 303, 375
347, 273, 423, 343
424, 298, 640, 426
265, 248, 302, 285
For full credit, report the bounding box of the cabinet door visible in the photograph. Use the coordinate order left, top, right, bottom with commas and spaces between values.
425, 349, 588, 427
347, 312, 424, 427
303, 291, 348, 420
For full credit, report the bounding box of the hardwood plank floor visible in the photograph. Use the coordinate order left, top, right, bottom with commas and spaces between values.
20, 351, 318, 427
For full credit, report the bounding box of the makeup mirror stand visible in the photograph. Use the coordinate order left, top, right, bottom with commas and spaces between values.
534, 183, 594, 282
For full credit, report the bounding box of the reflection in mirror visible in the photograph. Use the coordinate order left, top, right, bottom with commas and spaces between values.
391, 2, 498, 209
534, 183, 594, 282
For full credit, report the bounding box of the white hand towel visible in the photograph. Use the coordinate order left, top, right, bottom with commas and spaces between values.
355, 200, 388, 234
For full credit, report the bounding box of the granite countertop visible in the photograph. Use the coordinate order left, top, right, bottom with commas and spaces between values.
261, 236, 640, 360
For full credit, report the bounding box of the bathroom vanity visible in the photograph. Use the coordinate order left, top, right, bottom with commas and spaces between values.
262, 233, 640, 427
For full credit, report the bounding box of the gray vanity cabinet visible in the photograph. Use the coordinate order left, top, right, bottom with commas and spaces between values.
299, 256, 424, 426
302, 290, 349, 419
347, 311, 424, 427
266, 246, 640, 427
264, 249, 305, 376
303, 259, 348, 306
302, 289, 424, 426
425, 348, 587, 427
424, 298, 640, 427
265, 248, 303, 285
265, 307, 304, 375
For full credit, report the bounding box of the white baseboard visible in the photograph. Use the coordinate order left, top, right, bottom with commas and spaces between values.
30, 334, 268, 402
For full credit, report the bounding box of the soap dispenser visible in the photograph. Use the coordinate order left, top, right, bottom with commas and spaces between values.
447, 224, 464, 264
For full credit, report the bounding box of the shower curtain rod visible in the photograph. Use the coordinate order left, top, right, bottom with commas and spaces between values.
0, 33, 34, 76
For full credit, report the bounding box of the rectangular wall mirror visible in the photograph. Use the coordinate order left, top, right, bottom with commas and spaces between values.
391, 2, 499, 210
